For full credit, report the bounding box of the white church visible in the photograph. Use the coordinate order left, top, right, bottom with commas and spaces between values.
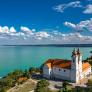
43, 48, 91, 83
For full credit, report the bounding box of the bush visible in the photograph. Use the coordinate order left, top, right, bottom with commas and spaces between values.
87, 79, 92, 87
29, 67, 42, 74
0, 87, 7, 92
35, 79, 49, 92
0, 69, 28, 92
23, 69, 30, 78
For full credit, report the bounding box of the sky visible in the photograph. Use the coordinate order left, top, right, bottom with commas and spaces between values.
0, 0, 92, 44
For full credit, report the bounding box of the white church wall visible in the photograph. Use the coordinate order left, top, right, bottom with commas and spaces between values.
71, 55, 79, 83
71, 70, 79, 83
43, 65, 51, 78
52, 67, 71, 80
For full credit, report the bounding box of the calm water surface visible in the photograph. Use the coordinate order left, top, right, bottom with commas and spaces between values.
0, 46, 92, 76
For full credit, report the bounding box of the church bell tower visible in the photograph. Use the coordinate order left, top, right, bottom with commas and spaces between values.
71, 48, 82, 83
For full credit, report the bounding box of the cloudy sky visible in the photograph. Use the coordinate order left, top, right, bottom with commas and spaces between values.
0, 0, 92, 45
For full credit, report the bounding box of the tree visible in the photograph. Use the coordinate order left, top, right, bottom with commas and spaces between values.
88, 60, 92, 66
0, 70, 24, 92
29, 67, 42, 74
85, 57, 92, 66
62, 81, 69, 92
23, 69, 30, 78
35, 79, 49, 92
75, 86, 84, 92
0, 87, 7, 92
58, 89, 62, 92
29, 67, 36, 74
87, 79, 92, 86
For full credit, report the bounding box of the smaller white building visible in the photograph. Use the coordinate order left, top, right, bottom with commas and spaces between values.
43, 48, 91, 83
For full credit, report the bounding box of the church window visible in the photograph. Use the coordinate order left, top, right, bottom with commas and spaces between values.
64, 70, 66, 72
59, 69, 60, 71
50, 71, 51, 74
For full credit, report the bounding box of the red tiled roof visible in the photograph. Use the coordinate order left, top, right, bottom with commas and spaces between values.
45, 59, 91, 70
82, 62, 91, 71
45, 59, 71, 69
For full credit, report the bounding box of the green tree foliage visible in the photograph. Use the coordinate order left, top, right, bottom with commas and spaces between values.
23, 69, 30, 78
62, 81, 69, 92
7, 70, 23, 81
35, 79, 49, 92
87, 79, 92, 87
88, 60, 92, 66
29, 67, 42, 74
0, 69, 30, 92
85, 56, 92, 66
0, 87, 7, 92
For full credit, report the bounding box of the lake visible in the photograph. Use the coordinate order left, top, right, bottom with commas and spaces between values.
0, 46, 92, 76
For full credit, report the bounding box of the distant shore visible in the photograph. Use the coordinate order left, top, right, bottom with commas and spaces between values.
2, 44, 92, 47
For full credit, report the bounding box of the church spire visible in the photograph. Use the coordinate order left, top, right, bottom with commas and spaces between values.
72, 48, 77, 56
77, 48, 81, 55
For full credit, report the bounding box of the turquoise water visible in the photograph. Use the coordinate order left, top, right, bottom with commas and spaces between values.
0, 46, 92, 76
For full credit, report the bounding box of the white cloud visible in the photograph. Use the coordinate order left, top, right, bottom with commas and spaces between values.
83, 4, 92, 14
0, 26, 16, 33
0, 26, 91, 44
53, 1, 82, 13
64, 22, 76, 28
21, 26, 30, 32
53, 1, 92, 14
64, 18, 92, 32
10, 27, 16, 33
2, 26, 9, 33
36, 31, 50, 39
20, 26, 34, 35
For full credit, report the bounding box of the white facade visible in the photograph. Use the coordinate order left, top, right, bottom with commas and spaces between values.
52, 67, 71, 80
43, 49, 92, 83
43, 64, 51, 78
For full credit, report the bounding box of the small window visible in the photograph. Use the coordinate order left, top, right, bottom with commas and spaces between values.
73, 59, 75, 63
59, 69, 61, 71
64, 70, 66, 72
50, 71, 51, 74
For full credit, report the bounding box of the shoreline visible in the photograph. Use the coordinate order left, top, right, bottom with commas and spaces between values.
1, 44, 92, 47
